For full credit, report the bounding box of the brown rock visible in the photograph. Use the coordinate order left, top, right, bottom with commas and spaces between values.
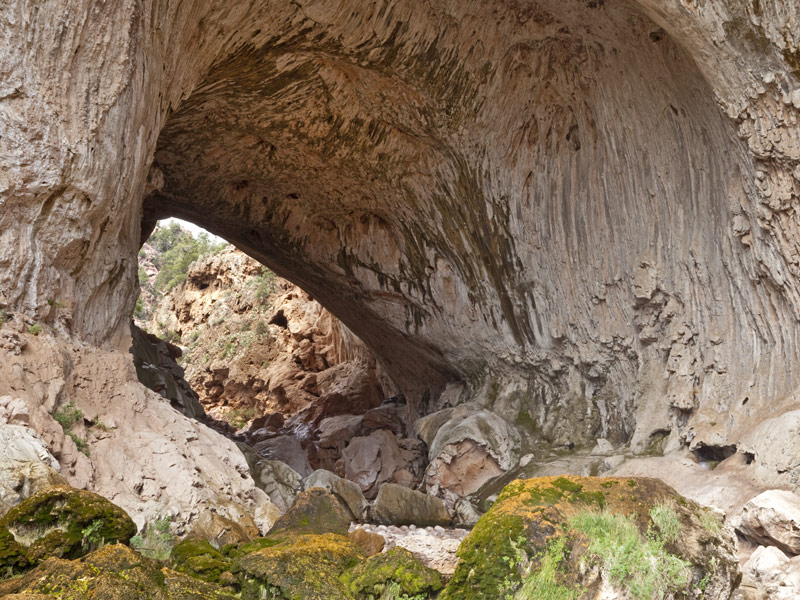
349, 527, 385, 556
373, 484, 451, 527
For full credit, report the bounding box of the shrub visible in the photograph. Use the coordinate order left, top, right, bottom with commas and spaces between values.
130, 516, 176, 561
54, 402, 83, 430
27, 323, 42, 336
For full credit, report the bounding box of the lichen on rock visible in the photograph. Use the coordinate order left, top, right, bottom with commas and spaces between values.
441, 476, 740, 600
0, 485, 136, 575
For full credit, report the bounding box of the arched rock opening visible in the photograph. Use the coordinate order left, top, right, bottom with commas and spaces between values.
3, 0, 800, 526
141, 0, 777, 452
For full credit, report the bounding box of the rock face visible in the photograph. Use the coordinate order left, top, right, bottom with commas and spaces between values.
4, 0, 800, 558
147, 247, 389, 426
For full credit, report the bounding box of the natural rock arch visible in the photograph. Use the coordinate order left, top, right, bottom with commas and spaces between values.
2, 0, 800, 461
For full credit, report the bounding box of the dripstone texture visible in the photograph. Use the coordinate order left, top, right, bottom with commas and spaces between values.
3, 0, 800, 520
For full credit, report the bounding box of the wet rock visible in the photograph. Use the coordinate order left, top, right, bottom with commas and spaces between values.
372, 483, 451, 527
344, 547, 443, 599
0, 543, 236, 599
303, 469, 368, 520
269, 488, 352, 537
0, 485, 136, 575
170, 539, 234, 585
441, 476, 739, 600
348, 526, 385, 556
735, 490, 800, 554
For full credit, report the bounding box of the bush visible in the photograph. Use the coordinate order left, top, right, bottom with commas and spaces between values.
130, 516, 176, 561
27, 324, 42, 336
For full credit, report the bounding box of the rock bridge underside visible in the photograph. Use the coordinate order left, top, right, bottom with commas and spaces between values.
3, 0, 800, 524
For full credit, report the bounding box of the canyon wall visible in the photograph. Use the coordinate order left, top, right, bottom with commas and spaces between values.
2, 0, 800, 515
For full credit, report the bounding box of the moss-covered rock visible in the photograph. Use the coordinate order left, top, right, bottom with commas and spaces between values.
345, 547, 443, 599
440, 476, 740, 600
236, 532, 364, 600
0, 543, 237, 599
268, 488, 352, 537
170, 539, 234, 584
0, 485, 136, 576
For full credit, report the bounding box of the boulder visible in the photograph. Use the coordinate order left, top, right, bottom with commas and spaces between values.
236, 533, 363, 600
735, 490, 800, 555
0, 423, 66, 518
440, 476, 739, 600
341, 430, 410, 498
739, 545, 800, 600
303, 469, 368, 520
317, 414, 364, 450
269, 488, 352, 537
344, 547, 443, 599
372, 483, 451, 527
252, 435, 312, 478
0, 485, 137, 575
251, 460, 302, 514
424, 407, 521, 504
0, 543, 237, 599
348, 527, 385, 556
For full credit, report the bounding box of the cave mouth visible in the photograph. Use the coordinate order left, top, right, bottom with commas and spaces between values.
131, 218, 422, 492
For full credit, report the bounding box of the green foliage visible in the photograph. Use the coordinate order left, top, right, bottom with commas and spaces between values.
130, 516, 176, 562
228, 407, 257, 430
699, 509, 723, 535
68, 433, 90, 456
53, 402, 88, 456
0, 309, 7, 325
28, 324, 42, 336
81, 519, 106, 552
54, 402, 83, 430
249, 268, 277, 305
649, 504, 681, 543
568, 510, 691, 600
515, 537, 579, 600
134, 297, 146, 319
150, 223, 226, 293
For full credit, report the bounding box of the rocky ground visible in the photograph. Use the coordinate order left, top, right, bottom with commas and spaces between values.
118, 238, 800, 599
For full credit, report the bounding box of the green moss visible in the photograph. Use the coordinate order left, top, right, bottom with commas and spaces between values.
441, 512, 529, 599
269, 488, 351, 538
552, 478, 583, 494
170, 540, 233, 584
0, 544, 237, 599
344, 547, 442, 599
236, 533, 363, 600
0, 486, 136, 574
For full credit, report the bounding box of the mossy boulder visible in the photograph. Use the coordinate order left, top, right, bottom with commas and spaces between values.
170, 539, 234, 584
268, 487, 352, 537
0, 485, 136, 576
440, 476, 740, 600
0, 543, 237, 599
236, 532, 364, 600
345, 547, 443, 599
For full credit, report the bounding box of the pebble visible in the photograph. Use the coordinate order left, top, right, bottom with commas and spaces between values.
349, 521, 470, 575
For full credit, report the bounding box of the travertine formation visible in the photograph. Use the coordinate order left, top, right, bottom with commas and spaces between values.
3, 0, 800, 533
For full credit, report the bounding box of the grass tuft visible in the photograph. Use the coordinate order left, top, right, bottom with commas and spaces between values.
569, 510, 690, 600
